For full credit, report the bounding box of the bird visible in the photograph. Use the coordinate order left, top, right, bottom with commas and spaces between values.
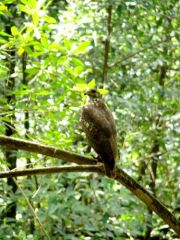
80, 89, 118, 177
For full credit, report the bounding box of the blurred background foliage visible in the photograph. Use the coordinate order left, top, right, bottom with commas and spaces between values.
0, 0, 179, 239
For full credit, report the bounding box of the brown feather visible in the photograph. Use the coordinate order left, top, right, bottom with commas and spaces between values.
80, 90, 118, 177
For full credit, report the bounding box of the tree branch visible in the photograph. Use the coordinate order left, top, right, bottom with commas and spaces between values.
0, 135, 97, 165
0, 135, 179, 235
0, 165, 104, 178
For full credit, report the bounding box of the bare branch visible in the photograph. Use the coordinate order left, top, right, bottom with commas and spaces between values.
0, 135, 97, 165
0, 165, 103, 178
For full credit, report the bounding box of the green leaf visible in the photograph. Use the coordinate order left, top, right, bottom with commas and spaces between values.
43, 15, 57, 24
98, 88, 109, 95
0, 3, 8, 14
0, 39, 7, 44
58, 56, 68, 64
3, 0, 14, 4
64, 38, 72, 51
74, 83, 87, 92
17, 47, 24, 56
33, 89, 52, 96
88, 79, 96, 89
72, 41, 90, 55
49, 43, 65, 52
40, 36, 48, 47
74, 66, 84, 75
0, 31, 10, 37
32, 12, 39, 25
11, 26, 19, 36
20, 0, 29, 4
28, 0, 37, 8
72, 58, 84, 67
19, 4, 32, 14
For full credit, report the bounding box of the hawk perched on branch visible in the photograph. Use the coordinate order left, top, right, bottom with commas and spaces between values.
80, 89, 118, 177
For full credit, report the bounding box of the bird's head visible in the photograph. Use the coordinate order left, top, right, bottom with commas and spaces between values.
85, 89, 102, 99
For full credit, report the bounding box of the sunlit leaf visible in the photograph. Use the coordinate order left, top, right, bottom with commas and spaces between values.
74, 83, 87, 92
74, 66, 84, 75
0, 31, 10, 37
49, 43, 66, 52
58, 56, 68, 64
28, 0, 37, 8
88, 79, 96, 89
17, 47, 24, 56
20, 0, 29, 4
11, 26, 19, 36
0, 3, 8, 14
64, 38, 72, 51
32, 12, 39, 25
72, 41, 90, 55
43, 15, 57, 24
98, 88, 109, 95
19, 4, 32, 14
72, 58, 84, 67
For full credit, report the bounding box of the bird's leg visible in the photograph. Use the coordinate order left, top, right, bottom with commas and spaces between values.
94, 155, 104, 163
90, 154, 104, 164
86, 146, 102, 163
86, 146, 100, 163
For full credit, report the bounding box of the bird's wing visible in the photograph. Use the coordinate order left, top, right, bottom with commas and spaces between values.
98, 101, 117, 135
81, 105, 112, 138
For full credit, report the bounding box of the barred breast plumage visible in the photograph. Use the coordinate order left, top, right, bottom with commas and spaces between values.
80, 89, 118, 177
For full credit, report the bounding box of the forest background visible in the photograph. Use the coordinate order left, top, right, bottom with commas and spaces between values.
0, 0, 179, 239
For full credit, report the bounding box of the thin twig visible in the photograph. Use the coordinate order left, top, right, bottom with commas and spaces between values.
0, 165, 104, 178
12, 176, 50, 239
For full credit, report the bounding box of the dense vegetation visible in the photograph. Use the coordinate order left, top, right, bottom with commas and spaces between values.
0, 0, 179, 239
